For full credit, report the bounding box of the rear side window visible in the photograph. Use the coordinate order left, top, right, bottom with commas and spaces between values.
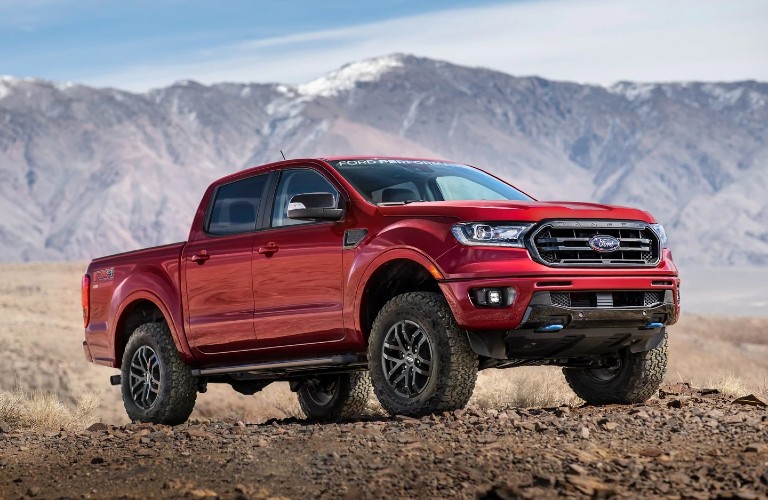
207, 174, 268, 235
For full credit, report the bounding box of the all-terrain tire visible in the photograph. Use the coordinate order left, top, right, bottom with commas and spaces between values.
297, 372, 372, 421
121, 322, 197, 425
369, 292, 478, 417
563, 334, 668, 404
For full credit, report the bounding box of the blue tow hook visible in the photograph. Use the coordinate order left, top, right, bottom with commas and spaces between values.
642, 322, 664, 330
535, 324, 564, 333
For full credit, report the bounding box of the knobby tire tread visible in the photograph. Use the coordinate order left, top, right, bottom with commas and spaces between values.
121, 322, 197, 425
563, 334, 668, 405
297, 372, 372, 421
369, 292, 478, 417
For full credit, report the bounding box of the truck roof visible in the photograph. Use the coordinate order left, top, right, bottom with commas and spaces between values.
321, 156, 458, 163
213, 156, 463, 188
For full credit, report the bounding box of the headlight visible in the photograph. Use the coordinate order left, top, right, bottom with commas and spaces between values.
650, 223, 668, 248
451, 222, 533, 248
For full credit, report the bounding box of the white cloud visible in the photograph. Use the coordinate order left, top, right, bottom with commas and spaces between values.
82, 0, 768, 91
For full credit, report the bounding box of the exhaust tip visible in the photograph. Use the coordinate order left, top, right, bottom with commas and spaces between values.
109, 374, 121, 386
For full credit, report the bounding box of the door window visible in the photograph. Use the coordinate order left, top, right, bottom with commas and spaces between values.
271, 169, 339, 227
207, 174, 268, 235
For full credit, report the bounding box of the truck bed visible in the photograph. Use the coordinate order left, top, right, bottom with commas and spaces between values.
84, 241, 186, 367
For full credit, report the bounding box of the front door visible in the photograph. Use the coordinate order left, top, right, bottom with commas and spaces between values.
252, 167, 345, 347
183, 173, 269, 354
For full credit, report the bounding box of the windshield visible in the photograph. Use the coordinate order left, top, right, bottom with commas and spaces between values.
328, 159, 533, 204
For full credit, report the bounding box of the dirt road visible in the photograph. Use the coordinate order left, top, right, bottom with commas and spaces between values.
1, 386, 767, 499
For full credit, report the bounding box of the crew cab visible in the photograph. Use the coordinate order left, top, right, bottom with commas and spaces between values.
82, 157, 680, 424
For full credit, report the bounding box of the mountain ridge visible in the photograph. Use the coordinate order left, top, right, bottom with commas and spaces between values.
1, 54, 766, 265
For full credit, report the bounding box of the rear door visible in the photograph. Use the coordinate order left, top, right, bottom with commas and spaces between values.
183, 173, 269, 354
251, 167, 346, 347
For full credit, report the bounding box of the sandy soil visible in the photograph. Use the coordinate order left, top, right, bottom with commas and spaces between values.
1, 262, 767, 426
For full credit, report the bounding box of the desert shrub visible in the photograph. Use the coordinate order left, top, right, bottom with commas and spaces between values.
0, 388, 99, 431
470, 366, 581, 409
700, 373, 752, 397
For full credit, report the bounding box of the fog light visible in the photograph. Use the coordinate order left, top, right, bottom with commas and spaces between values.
471, 287, 516, 307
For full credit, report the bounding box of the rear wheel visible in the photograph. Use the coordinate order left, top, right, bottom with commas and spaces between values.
369, 292, 478, 417
297, 372, 371, 420
121, 322, 197, 425
563, 334, 668, 404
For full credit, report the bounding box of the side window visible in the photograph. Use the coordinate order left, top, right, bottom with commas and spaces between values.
207, 174, 268, 235
271, 169, 339, 227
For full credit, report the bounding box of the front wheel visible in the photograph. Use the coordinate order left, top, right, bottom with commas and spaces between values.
297, 372, 371, 420
121, 322, 197, 425
563, 334, 668, 404
369, 292, 478, 417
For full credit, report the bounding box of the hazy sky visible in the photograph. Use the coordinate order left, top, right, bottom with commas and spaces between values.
1, 0, 766, 91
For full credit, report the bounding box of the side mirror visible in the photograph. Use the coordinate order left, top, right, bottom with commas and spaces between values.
287, 192, 344, 221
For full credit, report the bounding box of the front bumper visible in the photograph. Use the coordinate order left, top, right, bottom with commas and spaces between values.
439, 274, 680, 330
501, 299, 671, 360
439, 274, 679, 361
522, 294, 675, 331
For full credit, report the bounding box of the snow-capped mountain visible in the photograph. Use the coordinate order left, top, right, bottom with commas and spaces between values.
1, 55, 766, 265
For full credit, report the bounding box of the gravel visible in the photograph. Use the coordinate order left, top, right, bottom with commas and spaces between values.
0, 385, 766, 499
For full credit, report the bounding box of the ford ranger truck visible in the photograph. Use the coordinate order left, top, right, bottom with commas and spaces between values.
82, 157, 680, 424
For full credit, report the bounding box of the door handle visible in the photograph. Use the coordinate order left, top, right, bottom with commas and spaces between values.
257, 242, 279, 255
190, 251, 210, 264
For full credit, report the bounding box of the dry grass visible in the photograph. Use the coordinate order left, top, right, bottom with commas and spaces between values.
1, 262, 767, 424
693, 373, 768, 398
701, 374, 751, 397
471, 367, 580, 409
0, 388, 99, 431
191, 383, 305, 423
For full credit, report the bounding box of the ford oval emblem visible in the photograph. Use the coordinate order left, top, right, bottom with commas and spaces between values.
588, 235, 621, 253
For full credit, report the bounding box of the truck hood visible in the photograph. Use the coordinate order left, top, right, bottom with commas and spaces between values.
376, 200, 655, 223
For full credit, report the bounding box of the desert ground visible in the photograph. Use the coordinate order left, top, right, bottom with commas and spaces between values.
1, 262, 767, 498
2, 388, 768, 499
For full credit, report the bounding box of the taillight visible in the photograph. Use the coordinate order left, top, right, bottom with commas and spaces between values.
82, 274, 90, 327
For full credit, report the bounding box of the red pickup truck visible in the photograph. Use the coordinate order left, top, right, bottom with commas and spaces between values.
82, 157, 680, 425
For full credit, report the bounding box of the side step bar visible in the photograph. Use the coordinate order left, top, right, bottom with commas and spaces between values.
190, 353, 368, 377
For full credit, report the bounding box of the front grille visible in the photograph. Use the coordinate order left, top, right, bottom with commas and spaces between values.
529, 220, 661, 267
549, 291, 665, 308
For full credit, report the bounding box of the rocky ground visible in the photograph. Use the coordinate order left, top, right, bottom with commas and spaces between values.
1, 385, 767, 499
